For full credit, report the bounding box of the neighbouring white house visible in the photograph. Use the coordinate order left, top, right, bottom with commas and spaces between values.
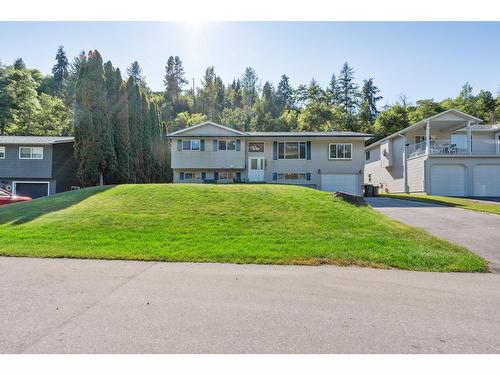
364, 109, 500, 197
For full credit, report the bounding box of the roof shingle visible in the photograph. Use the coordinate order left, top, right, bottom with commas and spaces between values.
0, 136, 74, 145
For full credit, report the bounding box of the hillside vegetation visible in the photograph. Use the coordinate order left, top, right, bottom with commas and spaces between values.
0, 184, 488, 272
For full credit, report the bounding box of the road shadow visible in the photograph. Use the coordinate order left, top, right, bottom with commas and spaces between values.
365, 197, 445, 208
0, 186, 114, 225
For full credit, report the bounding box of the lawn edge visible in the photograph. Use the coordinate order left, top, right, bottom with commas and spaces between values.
380, 193, 500, 216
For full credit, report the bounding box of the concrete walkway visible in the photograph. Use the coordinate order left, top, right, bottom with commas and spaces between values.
0, 257, 499, 354
366, 197, 500, 272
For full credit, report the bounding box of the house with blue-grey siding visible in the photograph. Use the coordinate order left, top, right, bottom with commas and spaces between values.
168, 121, 371, 195
0, 136, 79, 198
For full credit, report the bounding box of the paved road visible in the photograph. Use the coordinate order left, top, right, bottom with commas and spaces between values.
367, 197, 500, 272
1, 257, 499, 354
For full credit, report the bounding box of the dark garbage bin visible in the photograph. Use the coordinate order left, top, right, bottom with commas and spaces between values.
363, 184, 374, 197
373, 186, 379, 197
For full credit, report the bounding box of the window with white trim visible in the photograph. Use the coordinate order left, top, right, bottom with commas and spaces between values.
365, 150, 370, 160
329, 143, 352, 160
182, 140, 200, 151
184, 172, 202, 180
248, 142, 264, 152
218, 171, 235, 180
218, 139, 236, 151
278, 141, 306, 159
19, 146, 43, 159
0, 146, 5, 159
277, 172, 306, 180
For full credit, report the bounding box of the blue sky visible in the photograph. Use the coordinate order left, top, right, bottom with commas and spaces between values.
1, 22, 500, 105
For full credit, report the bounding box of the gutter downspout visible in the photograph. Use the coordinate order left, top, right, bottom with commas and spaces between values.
467, 121, 472, 155
399, 134, 409, 193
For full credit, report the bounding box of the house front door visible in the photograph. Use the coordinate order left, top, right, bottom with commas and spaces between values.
248, 157, 265, 182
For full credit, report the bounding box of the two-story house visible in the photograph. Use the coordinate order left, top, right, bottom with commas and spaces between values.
0, 136, 80, 198
168, 121, 371, 195
364, 109, 500, 197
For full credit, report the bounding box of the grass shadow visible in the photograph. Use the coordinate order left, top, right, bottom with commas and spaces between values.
0, 186, 114, 225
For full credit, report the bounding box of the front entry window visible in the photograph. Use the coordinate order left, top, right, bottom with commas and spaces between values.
248, 142, 265, 153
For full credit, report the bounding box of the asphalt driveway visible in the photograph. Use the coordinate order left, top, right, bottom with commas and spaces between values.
1, 257, 499, 354
367, 197, 500, 271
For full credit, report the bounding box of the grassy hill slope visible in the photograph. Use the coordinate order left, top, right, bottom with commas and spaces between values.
0, 184, 488, 272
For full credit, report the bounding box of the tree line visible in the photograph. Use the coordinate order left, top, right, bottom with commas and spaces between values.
0, 47, 170, 186
73, 50, 168, 186
2, 47, 500, 186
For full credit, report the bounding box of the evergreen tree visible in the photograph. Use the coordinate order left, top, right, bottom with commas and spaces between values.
127, 61, 145, 84
64, 51, 86, 107
149, 102, 163, 182
306, 79, 324, 104
228, 79, 243, 109
104, 62, 130, 183
141, 93, 154, 182
126, 76, 142, 182
241, 67, 259, 109
51, 45, 69, 96
74, 50, 116, 186
337, 62, 360, 129
276, 75, 294, 110
163, 56, 188, 103
213, 75, 225, 116
13, 58, 26, 70
359, 78, 383, 126
261, 81, 277, 116
327, 73, 341, 105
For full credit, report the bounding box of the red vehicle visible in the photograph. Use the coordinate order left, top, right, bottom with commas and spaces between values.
0, 188, 32, 205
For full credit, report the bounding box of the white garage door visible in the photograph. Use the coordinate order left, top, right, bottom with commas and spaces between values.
430, 165, 465, 196
473, 165, 500, 196
321, 174, 359, 195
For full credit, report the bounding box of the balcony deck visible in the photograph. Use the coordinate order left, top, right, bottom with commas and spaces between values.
408, 139, 500, 158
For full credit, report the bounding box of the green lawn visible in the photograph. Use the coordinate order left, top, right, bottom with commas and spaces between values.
0, 184, 488, 272
381, 193, 500, 216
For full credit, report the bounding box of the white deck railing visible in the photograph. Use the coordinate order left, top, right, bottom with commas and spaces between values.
407, 139, 500, 157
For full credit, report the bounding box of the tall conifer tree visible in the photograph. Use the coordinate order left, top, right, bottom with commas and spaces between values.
74, 50, 116, 186
52, 46, 69, 96
104, 62, 131, 183
126, 76, 142, 183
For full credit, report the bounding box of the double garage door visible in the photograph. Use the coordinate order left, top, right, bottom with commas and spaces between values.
321, 174, 360, 195
430, 164, 500, 197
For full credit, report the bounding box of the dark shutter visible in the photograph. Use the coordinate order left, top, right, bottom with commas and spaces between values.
180, 172, 184, 180
201, 172, 206, 181
200, 139, 205, 151
236, 139, 241, 151
177, 139, 182, 151
213, 139, 218, 151
236, 172, 241, 182
273, 172, 278, 181
214, 171, 219, 181
299, 142, 306, 159
273, 141, 278, 160
306, 141, 311, 160
306, 172, 311, 181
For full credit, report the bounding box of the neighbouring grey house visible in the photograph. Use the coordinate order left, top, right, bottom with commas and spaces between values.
0, 136, 80, 198
168, 121, 371, 195
364, 109, 500, 197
